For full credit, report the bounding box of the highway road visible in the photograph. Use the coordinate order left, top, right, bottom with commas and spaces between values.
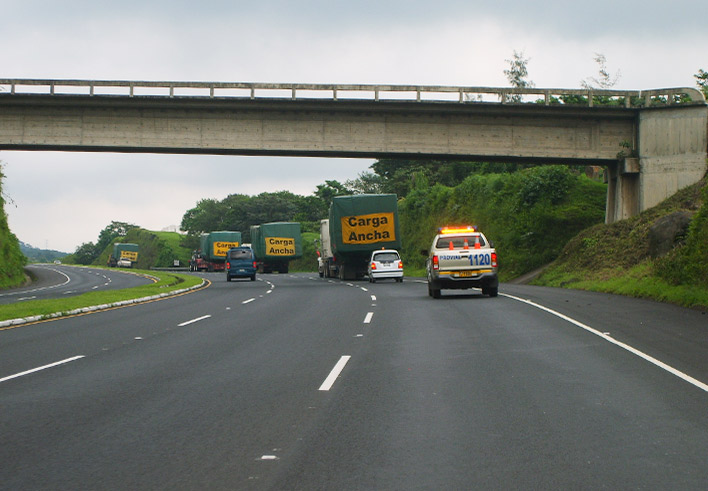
0, 264, 154, 305
2, 273, 708, 489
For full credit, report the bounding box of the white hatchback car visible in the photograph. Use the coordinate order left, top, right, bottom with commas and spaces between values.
367, 249, 403, 283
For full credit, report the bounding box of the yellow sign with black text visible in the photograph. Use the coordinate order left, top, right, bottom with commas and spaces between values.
266, 237, 296, 256
341, 212, 396, 245
213, 241, 239, 257
120, 250, 139, 261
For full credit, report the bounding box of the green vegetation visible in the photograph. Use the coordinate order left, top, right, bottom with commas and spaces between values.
64, 226, 193, 270
397, 166, 607, 280
534, 177, 708, 309
0, 164, 27, 289
0, 270, 203, 323
96, 229, 192, 269
289, 232, 319, 272
19, 242, 67, 263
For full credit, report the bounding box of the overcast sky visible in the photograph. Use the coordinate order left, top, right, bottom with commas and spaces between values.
2, 0, 707, 252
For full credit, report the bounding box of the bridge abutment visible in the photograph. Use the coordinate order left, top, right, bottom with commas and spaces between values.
606, 106, 707, 223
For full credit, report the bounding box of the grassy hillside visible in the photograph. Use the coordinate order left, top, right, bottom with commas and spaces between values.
95, 229, 193, 269
397, 166, 607, 280
0, 168, 27, 289
534, 176, 708, 309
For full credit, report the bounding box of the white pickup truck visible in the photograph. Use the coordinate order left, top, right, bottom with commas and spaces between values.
423, 226, 498, 298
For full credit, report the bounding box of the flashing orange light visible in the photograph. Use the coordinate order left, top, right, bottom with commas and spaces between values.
439, 225, 477, 235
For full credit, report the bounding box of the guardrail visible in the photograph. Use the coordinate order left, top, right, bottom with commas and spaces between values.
0, 79, 705, 108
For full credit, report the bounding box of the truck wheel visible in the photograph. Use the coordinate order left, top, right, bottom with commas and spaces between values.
487, 287, 498, 297
226, 276, 231, 282
250, 275, 256, 281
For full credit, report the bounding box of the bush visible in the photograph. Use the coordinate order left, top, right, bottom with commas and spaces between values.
0, 167, 27, 289
399, 166, 606, 279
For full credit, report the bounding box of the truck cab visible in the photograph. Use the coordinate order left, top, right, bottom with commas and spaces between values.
423, 226, 498, 298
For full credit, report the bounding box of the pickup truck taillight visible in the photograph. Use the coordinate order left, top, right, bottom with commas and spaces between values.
226, 263, 230, 269
491, 252, 498, 268
432, 255, 439, 271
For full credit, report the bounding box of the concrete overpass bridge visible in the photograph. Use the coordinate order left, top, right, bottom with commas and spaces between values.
0, 79, 706, 223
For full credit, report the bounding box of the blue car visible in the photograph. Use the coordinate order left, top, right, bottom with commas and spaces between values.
225, 247, 257, 282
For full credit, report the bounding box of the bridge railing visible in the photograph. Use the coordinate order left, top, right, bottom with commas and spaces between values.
0, 79, 705, 107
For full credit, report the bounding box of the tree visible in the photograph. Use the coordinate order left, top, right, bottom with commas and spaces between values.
345, 171, 384, 195
314, 180, 352, 208
180, 198, 227, 235
695, 69, 708, 99
95, 221, 135, 254
581, 53, 620, 90
503, 50, 534, 102
73, 242, 97, 265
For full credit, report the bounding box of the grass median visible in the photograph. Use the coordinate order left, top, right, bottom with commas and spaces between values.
0, 270, 205, 324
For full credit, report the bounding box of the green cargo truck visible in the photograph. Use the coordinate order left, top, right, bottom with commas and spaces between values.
318, 194, 400, 280
250, 222, 302, 273
190, 231, 242, 272
109, 243, 139, 268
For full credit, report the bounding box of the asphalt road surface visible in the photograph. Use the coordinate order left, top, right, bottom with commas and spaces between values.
0, 264, 155, 305
2, 273, 707, 489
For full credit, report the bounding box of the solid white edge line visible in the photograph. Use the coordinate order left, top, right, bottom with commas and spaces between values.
0, 356, 85, 384
319, 355, 351, 391
363, 312, 374, 324
501, 293, 708, 393
178, 314, 212, 327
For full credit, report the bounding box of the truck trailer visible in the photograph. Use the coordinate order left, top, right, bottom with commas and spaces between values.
317, 194, 400, 280
190, 231, 242, 272
108, 243, 139, 268
250, 222, 303, 273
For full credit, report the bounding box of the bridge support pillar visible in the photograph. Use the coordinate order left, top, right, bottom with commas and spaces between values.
606, 106, 707, 224
605, 160, 639, 223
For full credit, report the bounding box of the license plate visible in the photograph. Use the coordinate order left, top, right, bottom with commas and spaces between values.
458, 271, 474, 277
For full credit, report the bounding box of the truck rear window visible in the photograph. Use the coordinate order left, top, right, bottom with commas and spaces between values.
436, 236, 486, 249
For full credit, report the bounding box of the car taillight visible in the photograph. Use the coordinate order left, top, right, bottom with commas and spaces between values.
253, 261, 257, 268
370, 262, 377, 270
491, 252, 497, 268
432, 255, 439, 271
226, 263, 230, 269
398, 262, 403, 269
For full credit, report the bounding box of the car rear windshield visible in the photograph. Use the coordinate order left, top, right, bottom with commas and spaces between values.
436, 235, 486, 249
228, 249, 253, 260
373, 252, 399, 262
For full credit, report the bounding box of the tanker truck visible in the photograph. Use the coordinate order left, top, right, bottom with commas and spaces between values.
317, 194, 400, 280
250, 222, 303, 273
190, 231, 242, 272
